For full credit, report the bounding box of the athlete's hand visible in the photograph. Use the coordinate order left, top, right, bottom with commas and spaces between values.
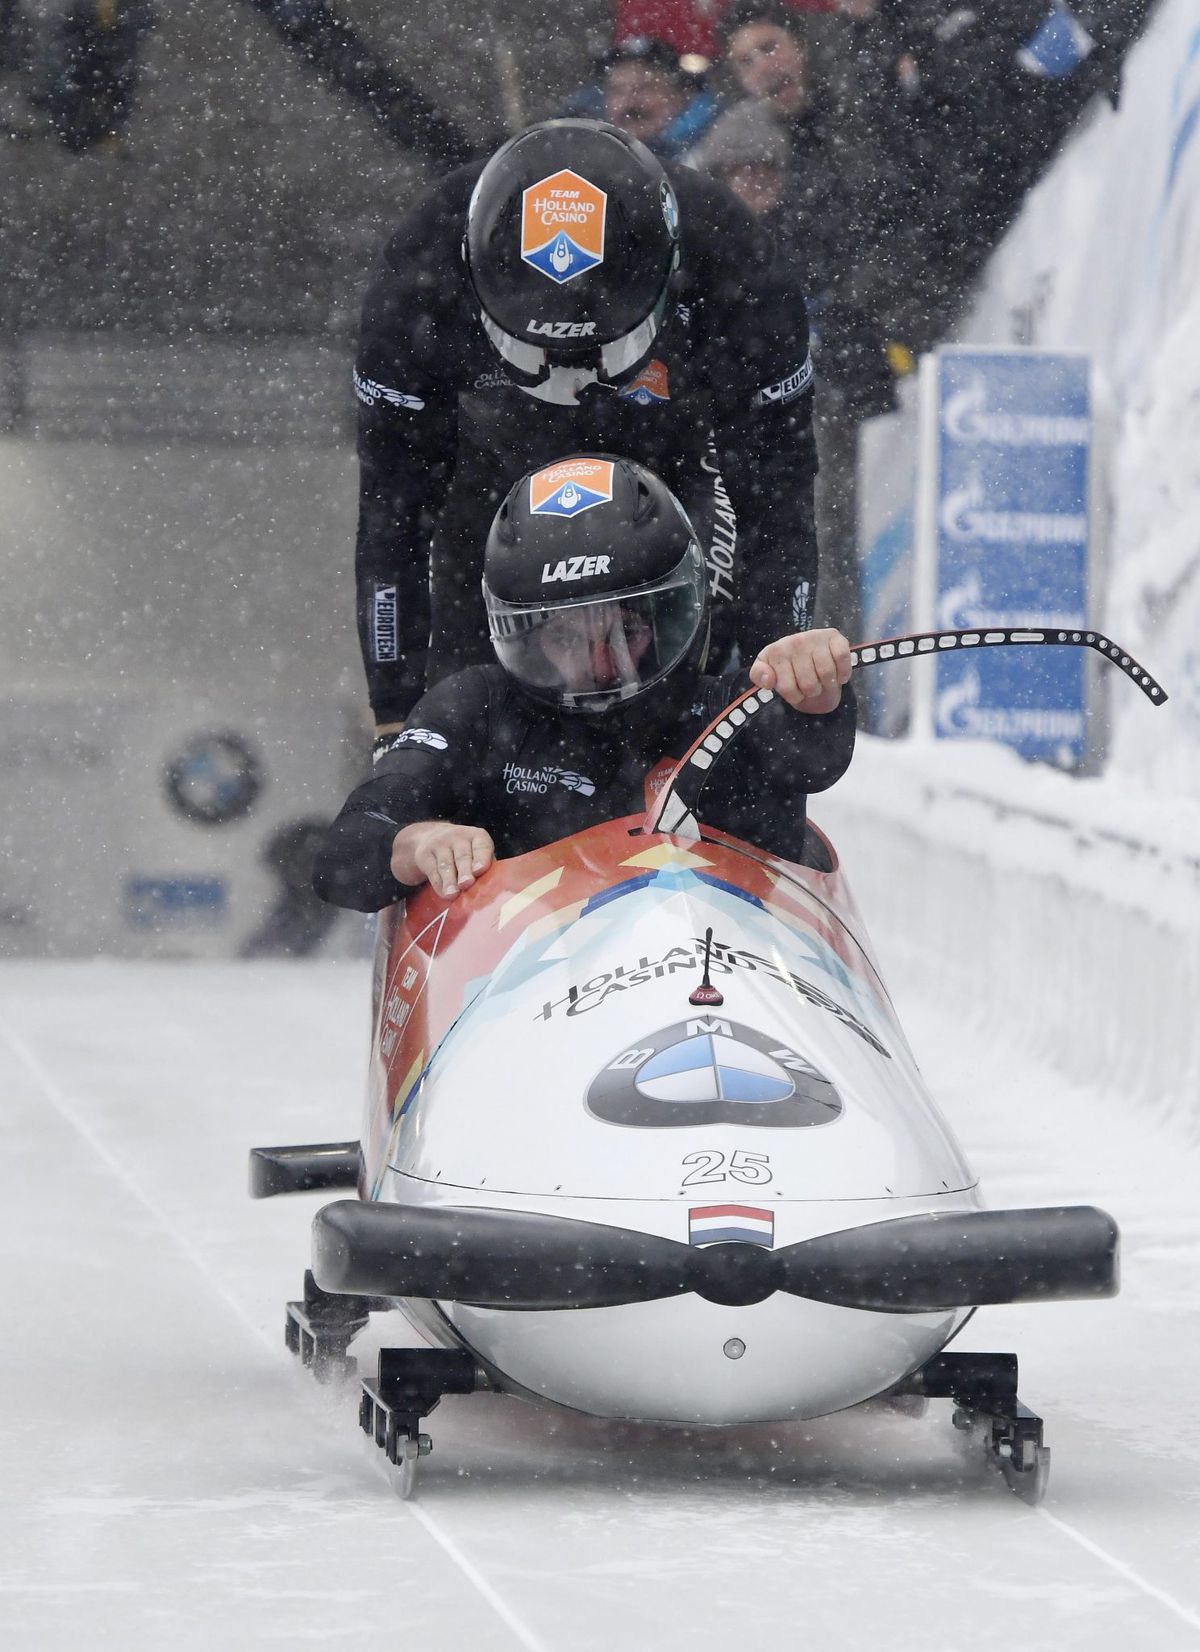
391, 821, 495, 899
748, 629, 852, 714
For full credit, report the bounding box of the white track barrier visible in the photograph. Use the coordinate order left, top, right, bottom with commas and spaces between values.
819, 738, 1200, 1137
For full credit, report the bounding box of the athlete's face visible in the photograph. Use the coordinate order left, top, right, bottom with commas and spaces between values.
728, 23, 808, 115
604, 62, 687, 141
540, 603, 654, 695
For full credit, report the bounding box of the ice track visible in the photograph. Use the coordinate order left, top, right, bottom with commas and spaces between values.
3, 956, 1199, 1652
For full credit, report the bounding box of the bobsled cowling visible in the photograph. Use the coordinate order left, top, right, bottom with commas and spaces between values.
256, 634, 1160, 1470
324, 810, 1115, 1423
360, 815, 970, 1203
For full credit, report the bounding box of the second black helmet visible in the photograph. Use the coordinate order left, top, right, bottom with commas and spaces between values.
483, 455, 709, 720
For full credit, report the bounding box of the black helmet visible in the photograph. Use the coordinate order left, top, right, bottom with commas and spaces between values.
464, 120, 681, 403
484, 455, 709, 720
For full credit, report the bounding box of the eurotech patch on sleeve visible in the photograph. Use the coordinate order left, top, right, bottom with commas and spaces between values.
752, 354, 814, 410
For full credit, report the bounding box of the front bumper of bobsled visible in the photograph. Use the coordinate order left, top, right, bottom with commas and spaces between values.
309, 1198, 1118, 1424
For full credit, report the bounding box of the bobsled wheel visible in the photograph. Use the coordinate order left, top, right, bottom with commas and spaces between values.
385, 1432, 431, 1501
998, 1437, 1051, 1505
987, 1410, 1050, 1506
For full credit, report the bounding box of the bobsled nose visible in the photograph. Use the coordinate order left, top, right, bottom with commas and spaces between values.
311, 1202, 1119, 1314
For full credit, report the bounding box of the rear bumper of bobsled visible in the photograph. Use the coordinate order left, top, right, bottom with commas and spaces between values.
309, 1200, 1118, 1424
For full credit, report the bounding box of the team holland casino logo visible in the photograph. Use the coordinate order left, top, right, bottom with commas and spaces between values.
529, 458, 615, 518
587, 1016, 844, 1130
521, 169, 607, 284
619, 360, 671, 406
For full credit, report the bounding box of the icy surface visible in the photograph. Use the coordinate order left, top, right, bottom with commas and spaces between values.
3, 938, 1198, 1651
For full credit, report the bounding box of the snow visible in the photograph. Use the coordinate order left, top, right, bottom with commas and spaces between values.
819, 735, 1200, 1130
3, 6, 1199, 1644
3, 911, 1199, 1649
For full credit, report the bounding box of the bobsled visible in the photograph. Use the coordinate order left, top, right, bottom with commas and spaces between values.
251, 627, 1167, 1503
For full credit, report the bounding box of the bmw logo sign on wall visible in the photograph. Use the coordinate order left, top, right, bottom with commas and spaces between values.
587, 1017, 843, 1129
164, 731, 263, 827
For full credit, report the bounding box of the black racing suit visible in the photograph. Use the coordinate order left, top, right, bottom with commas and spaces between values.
354, 162, 820, 725
314, 667, 855, 912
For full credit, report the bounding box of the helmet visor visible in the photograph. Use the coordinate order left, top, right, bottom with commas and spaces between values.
478, 283, 671, 402
486, 551, 706, 712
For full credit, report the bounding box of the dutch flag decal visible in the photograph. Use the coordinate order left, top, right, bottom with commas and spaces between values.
689, 1205, 775, 1248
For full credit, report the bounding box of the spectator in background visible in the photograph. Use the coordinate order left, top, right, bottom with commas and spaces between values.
613, 0, 839, 62
717, 0, 886, 306
21, 0, 156, 151
564, 34, 724, 160
702, 0, 901, 636
723, 0, 814, 118
822, 0, 1156, 344
689, 92, 893, 641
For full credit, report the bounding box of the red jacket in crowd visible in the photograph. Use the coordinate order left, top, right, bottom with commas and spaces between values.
613, 0, 837, 61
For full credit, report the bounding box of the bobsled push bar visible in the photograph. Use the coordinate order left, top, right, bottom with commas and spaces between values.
311, 1200, 1118, 1313
647, 626, 1167, 839
851, 626, 1166, 702
250, 1142, 361, 1198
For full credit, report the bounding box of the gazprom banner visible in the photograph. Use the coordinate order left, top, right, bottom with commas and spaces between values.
923, 348, 1093, 765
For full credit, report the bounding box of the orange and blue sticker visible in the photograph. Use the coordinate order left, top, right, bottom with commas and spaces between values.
522, 169, 607, 285
530, 457, 615, 517
619, 359, 670, 406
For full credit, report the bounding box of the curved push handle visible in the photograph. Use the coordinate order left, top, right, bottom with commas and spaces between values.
644, 627, 1167, 841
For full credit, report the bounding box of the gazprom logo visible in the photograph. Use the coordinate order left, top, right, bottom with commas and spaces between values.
936, 666, 1085, 745
935, 571, 1083, 632
940, 478, 1087, 545
943, 375, 1089, 447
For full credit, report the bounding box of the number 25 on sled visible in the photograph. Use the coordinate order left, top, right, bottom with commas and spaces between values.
250, 627, 1165, 1503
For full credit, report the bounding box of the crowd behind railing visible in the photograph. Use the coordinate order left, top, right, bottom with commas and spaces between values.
1, 3, 1152, 338
0, 0, 1157, 958
0, 0, 1155, 648
562, 1, 1151, 634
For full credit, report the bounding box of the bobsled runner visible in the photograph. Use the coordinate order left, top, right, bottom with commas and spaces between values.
251, 627, 1166, 1502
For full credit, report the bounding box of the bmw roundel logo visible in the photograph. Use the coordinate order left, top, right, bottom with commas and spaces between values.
587, 1016, 843, 1129
164, 731, 263, 827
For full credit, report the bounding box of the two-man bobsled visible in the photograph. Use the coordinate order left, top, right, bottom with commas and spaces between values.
251, 627, 1166, 1503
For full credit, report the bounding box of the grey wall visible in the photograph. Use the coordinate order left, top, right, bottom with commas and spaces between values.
0, 0, 612, 955
1, 0, 610, 336
0, 420, 369, 956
